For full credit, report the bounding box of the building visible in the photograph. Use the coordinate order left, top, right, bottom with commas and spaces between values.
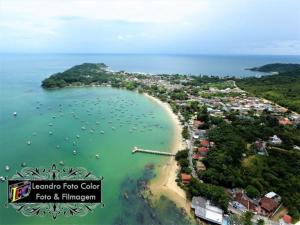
181, 173, 191, 184
269, 135, 282, 145
191, 196, 224, 225
278, 118, 292, 126
192, 153, 201, 160
198, 147, 209, 156
254, 139, 268, 155
200, 140, 210, 147
259, 192, 281, 216
279, 215, 292, 225
234, 192, 259, 212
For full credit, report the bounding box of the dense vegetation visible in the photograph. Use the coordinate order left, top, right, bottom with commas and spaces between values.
200, 112, 300, 219
247, 63, 300, 73
175, 150, 230, 211
42, 63, 111, 88
237, 64, 300, 113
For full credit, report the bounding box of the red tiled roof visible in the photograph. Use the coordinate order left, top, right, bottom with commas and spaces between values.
198, 147, 208, 153
192, 154, 200, 159
283, 215, 292, 224
200, 140, 209, 146
260, 197, 279, 212
235, 192, 257, 212
181, 173, 191, 183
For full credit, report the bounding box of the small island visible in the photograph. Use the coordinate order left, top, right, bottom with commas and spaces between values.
42, 63, 300, 224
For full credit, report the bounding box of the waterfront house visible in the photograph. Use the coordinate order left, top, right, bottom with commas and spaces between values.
181, 173, 191, 184
191, 196, 224, 225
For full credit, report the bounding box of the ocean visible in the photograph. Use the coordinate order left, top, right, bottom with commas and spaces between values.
0, 54, 299, 225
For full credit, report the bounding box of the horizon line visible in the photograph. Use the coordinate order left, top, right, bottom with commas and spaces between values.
1, 52, 300, 57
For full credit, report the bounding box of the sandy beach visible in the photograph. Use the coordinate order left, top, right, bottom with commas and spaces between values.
143, 93, 192, 215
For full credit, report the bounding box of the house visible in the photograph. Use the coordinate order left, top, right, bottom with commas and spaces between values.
191, 196, 224, 225
278, 118, 292, 126
192, 153, 201, 160
259, 192, 281, 216
198, 147, 209, 156
181, 173, 191, 184
194, 120, 205, 128
269, 135, 282, 145
200, 140, 210, 147
234, 192, 259, 212
254, 139, 268, 155
279, 215, 292, 225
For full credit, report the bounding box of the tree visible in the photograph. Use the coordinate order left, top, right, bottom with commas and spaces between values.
257, 219, 265, 225
243, 212, 253, 225
245, 185, 260, 198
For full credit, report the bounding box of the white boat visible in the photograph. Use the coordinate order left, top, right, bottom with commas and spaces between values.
13, 112, 17, 116
4, 165, 10, 171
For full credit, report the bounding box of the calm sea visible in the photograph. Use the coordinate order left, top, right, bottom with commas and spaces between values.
0, 54, 299, 225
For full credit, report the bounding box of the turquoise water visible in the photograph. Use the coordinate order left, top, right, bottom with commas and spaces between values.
0, 55, 193, 225
0, 54, 299, 224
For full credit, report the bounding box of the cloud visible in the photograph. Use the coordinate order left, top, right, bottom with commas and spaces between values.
0, 0, 299, 54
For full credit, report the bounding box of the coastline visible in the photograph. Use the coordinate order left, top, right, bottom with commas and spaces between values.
142, 93, 192, 216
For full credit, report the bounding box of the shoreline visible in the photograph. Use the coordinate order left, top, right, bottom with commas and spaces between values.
142, 93, 192, 216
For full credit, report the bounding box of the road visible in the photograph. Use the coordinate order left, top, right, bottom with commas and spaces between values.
187, 125, 198, 178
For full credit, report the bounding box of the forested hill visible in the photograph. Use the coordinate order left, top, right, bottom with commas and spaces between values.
41, 63, 110, 88
237, 63, 300, 113
247, 63, 300, 73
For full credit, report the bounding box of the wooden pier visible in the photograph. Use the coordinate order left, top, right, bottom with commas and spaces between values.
132, 147, 175, 156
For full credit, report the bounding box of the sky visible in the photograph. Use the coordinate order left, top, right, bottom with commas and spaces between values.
0, 0, 300, 55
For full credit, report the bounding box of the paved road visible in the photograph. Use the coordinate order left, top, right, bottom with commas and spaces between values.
187, 125, 198, 178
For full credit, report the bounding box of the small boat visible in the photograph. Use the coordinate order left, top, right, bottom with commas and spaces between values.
49, 131, 53, 135
4, 165, 10, 171
95, 154, 100, 159
100, 131, 104, 134
13, 112, 17, 116
73, 150, 77, 155
124, 192, 129, 199
27, 140, 31, 145
59, 161, 64, 166
0, 176, 6, 182
21, 162, 27, 167
76, 135, 80, 139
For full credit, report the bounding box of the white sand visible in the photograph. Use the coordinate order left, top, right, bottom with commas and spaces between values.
143, 93, 191, 215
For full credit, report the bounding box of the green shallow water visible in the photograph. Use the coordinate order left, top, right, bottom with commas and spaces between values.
0, 87, 192, 225
0, 55, 193, 225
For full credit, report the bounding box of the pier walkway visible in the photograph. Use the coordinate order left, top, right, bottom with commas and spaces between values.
132, 147, 175, 156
